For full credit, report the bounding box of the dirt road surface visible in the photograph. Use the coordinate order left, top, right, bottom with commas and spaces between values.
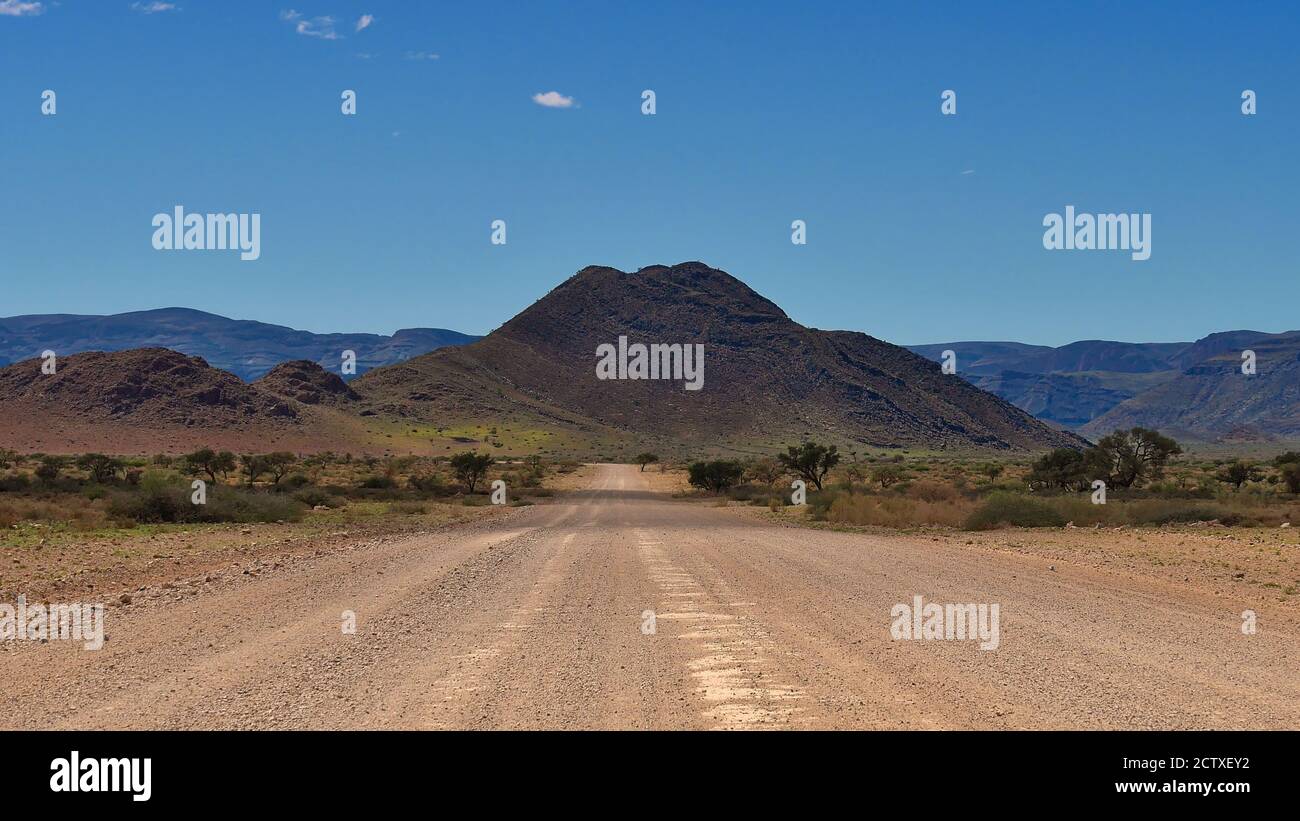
3, 464, 1296, 729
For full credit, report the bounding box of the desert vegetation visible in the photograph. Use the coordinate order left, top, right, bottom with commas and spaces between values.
0, 447, 571, 543
682, 430, 1300, 531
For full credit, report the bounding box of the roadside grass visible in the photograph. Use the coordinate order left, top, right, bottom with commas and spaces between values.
0, 452, 572, 546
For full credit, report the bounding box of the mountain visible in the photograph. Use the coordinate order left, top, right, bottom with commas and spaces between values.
0, 308, 479, 381
256, 360, 359, 406
352, 262, 1084, 454
906, 340, 1191, 428
0, 348, 351, 453
1081, 331, 1300, 441
910, 331, 1300, 442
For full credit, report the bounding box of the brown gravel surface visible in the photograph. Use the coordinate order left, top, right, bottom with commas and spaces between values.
2, 464, 1296, 729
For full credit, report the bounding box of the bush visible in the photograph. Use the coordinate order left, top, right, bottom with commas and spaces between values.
293, 488, 341, 508
358, 475, 397, 489
828, 493, 968, 528
388, 500, 428, 515
687, 460, 745, 492
108, 473, 303, 524
409, 473, 453, 496
965, 492, 1066, 530
904, 480, 959, 503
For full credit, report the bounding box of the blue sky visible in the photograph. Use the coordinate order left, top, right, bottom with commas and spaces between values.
2, 1, 1296, 345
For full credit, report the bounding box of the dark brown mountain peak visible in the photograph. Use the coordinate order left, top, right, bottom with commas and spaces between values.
256, 360, 359, 405
0, 347, 299, 429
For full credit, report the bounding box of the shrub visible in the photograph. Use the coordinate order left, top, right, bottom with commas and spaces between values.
108, 473, 303, 524
965, 492, 1066, 530
687, 460, 745, 492
293, 488, 341, 508
828, 493, 968, 528
409, 473, 453, 496
905, 480, 959, 503
388, 500, 428, 515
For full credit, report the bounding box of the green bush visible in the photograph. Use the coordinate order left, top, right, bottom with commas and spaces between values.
108, 473, 303, 524
965, 492, 1066, 530
293, 488, 341, 508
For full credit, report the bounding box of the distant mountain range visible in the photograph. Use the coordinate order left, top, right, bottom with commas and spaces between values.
4, 279, 1295, 455
0, 308, 480, 381
0, 264, 1081, 456
908, 330, 1300, 442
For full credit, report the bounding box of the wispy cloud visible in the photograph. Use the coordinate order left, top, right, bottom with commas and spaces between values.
404, 50, 439, 61
355, 13, 373, 32
0, 0, 45, 17
280, 9, 340, 40
961, 169, 976, 175
531, 90, 576, 109
131, 2, 178, 13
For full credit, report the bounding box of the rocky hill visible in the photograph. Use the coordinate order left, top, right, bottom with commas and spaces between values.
354, 262, 1084, 453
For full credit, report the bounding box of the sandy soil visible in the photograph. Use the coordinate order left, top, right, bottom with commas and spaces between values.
1, 464, 1296, 729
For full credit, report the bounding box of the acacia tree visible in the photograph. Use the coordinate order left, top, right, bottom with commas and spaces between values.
1216, 460, 1260, 491
1088, 428, 1182, 489
746, 457, 782, 487
777, 442, 840, 491
76, 453, 125, 484
871, 463, 905, 489
687, 460, 744, 492
241, 453, 265, 487
634, 452, 659, 472
262, 452, 298, 485
1276, 453, 1300, 494
185, 448, 237, 483
450, 450, 494, 493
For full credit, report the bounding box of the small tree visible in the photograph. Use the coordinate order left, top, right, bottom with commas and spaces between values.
0, 448, 17, 470
262, 452, 298, 486
1027, 448, 1089, 491
634, 452, 659, 472
1280, 462, 1300, 495
76, 453, 125, 484
747, 457, 782, 487
1216, 460, 1260, 491
1088, 428, 1182, 489
34, 455, 65, 484
241, 453, 266, 487
980, 463, 1005, 482
450, 450, 495, 493
687, 460, 745, 492
870, 463, 905, 489
777, 442, 840, 491
185, 448, 237, 483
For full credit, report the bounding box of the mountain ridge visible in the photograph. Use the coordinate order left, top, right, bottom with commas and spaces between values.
0, 308, 480, 381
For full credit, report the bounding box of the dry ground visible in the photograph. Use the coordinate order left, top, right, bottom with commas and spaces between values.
1, 464, 1296, 730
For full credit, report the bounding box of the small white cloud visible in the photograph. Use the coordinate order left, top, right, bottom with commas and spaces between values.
355, 13, 373, 31
280, 8, 340, 40
532, 90, 576, 109
0, 0, 44, 16
353, 51, 375, 59
131, 2, 178, 13
961, 169, 975, 175
404, 50, 439, 60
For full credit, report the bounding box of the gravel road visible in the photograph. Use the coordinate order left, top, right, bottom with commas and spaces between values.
3, 464, 1296, 729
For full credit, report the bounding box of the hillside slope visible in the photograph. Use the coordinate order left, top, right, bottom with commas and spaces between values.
354, 263, 1084, 453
